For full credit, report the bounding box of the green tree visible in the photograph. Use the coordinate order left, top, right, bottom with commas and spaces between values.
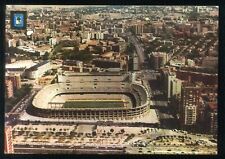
189, 11, 200, 20
42, 52, 49, 60
110, 128, 114, 133
125, 43, 135, 55
92, 131, 97, 136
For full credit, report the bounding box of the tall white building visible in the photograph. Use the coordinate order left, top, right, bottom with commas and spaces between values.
180, 85, 201, 126
132, 24, 144, 35
133, 54, 139, 71
49, 38, 58, 46
89, 31, 105, 40
8, 39, 17, 47
167, 73, 181, 98
162, 70, 182, 99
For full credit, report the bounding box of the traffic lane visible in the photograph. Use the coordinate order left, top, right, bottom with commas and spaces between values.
15, 144, 125, 150
14, 144, 125, 154
14, 148, 125, 154
128, 34, 147, 63
9, 94, 29, 114
5, 90, 38, 125
7, 90, 37, 115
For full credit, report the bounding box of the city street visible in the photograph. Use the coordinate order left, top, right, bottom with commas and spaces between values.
128, 32, 149, 69
5, 90, 38, 126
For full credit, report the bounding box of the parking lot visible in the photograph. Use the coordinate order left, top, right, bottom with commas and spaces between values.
12, 124, 217, 154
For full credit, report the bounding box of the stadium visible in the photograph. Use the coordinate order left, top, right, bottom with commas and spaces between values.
28, 73, 151, 120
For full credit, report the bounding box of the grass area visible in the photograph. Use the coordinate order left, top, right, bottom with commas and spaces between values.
63, 100, 125, 109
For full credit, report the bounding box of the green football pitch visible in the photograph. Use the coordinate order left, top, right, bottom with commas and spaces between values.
63, 100, 125, 109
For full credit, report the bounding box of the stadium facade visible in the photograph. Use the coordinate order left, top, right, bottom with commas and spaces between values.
28, 72, 151, 120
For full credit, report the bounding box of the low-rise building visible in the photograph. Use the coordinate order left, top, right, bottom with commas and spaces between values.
92, 58, 122, 70
201, 56, 218, 69
24, 61, 51, 79
38, 75, 55, 86
175, 70, 218, 86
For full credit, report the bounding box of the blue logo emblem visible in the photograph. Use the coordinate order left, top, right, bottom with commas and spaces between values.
14, 13, 24, 27
10, 11, 27, 30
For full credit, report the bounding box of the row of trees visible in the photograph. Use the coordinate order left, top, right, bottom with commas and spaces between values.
51, 40, 95, 62
186, 49, 200, 59
52, 40, 79, 54
14, 127, 126, 138
125, 43, 135, 55
6, 47, 43, 61
60, 49, 94, 62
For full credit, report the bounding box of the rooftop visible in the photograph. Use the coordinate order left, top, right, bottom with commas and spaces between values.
25, 60, 49, 71
6, 60, 36, 69
208, 102, 217, 110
